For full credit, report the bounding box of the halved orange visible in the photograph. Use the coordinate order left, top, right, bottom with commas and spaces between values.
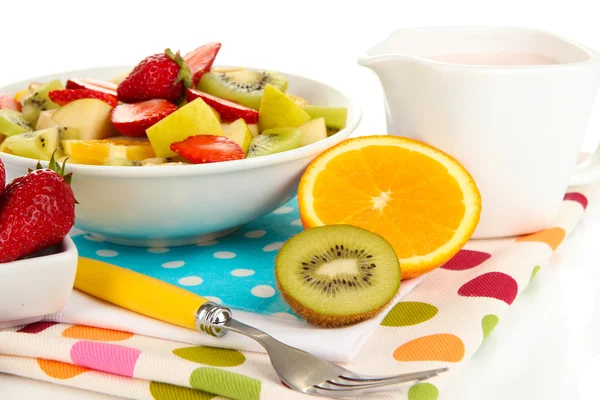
298, 135, 481, 279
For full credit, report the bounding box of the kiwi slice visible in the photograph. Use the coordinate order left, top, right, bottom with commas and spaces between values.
0, 127, 64, 161
246, 127, 301, 158
276, 225, 401, 328
104, 158, 137, 166
0, 109, 32, 136
197, 69, 288, 111
21, 79, 64, 126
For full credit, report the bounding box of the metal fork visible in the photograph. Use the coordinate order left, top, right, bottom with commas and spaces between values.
75, 260, 448, 398
198, 303, 448, 398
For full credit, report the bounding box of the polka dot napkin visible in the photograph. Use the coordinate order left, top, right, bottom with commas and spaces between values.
0, 185, 596, 400
72, 198, 306, 318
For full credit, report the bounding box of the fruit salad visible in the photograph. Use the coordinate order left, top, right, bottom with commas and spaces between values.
0, 42, 348, 166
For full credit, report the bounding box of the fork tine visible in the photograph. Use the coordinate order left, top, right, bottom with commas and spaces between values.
315, 377, 423, 393
316, 367, 448, 392
336, 367, 449, 385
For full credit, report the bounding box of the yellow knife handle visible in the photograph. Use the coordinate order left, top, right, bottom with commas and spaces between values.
75, 257, 211, 330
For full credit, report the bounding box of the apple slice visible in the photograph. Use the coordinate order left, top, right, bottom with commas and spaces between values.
187, 88, 258, 124
248, 123, 259, 137
146, 97, 223, 158
222, 119, 253, 155
35, 110, 79, 139
52, 98, 118, 140
258, 85, 311, 132
36, 109, 58, 130
300, 117, 327, 146
303, 105, 348, 130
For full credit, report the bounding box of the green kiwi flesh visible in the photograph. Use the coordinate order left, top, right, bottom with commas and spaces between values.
21, 79, 63, 126
275, 225, 401, 328
197, 69, 288, 110
0, 110, 32, 136
246, 127, 301, 158
0, 127, 64, 161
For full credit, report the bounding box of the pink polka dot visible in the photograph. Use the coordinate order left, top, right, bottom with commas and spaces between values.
70, 341, 141, 377
440, 249, 491, 271
564, 192, 588, 209
458, 272, 518, 305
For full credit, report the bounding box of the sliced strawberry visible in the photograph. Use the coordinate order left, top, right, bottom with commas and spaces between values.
187, 88, 258, 124
49, 89, 118, 107
184, 42, 221, 84
0, 93, 22, 112
170, 135, 245, 164
111, 99, 178, 137
66, 78, 118, 96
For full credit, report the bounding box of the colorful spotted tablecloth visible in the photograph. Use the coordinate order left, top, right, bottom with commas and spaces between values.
0, 184, 596, 400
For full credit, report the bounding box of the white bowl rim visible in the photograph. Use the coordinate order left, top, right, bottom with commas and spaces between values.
0, 66, 362, 178
0, 235, 77, 269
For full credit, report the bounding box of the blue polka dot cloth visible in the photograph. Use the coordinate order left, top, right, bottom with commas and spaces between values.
72, 198, 305, 318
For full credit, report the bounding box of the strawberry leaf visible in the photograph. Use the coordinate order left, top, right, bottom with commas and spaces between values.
165, 48, 193, 88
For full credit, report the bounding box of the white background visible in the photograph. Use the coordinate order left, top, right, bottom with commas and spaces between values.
2, 0, 600, 398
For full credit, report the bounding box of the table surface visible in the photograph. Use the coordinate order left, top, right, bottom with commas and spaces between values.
2, 1, 600, 397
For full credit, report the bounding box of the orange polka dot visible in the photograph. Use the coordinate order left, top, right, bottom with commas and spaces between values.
62, 325, 134, 342
37, 359, 90, 379
516, 227, 565, 250
393, 334, 465, 362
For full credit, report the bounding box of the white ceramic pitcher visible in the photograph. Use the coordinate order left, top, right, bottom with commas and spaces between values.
358, 27, 600, 239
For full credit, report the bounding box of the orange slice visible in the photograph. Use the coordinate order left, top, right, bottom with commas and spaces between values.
14, 88, 30, 102
298, 135, 481, 279
62, 139, 155, 165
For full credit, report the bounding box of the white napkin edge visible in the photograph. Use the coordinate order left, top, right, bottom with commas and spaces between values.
39, 276, 423, 362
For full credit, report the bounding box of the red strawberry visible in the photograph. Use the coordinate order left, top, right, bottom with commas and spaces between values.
170, 135, 245, 164
183, 42, 221, 84
0, 154, 76, 263
66, 78, 118, 96
111, 99, 178, 137
49, 89, 118, 107
0, 158, 5, 199
187, 88, 258, 124
117, 48, 192, 104
0, 93, 21, 112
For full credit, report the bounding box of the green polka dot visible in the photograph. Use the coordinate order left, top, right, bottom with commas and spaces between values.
150, 381, 214, 400
408, 382, 439, 400
173, 346, 245, 367
190, 367, 261, 400
482, 314, 499, 340
530, 265, 541, 282
381, 302, 438, 327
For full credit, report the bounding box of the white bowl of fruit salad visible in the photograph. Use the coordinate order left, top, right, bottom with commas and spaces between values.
0, 43, 360, 247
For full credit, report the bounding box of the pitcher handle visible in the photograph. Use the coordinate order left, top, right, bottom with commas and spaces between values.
570, 71, 600, 186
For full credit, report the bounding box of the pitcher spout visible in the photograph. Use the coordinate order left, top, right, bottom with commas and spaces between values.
357, 28, 432, 72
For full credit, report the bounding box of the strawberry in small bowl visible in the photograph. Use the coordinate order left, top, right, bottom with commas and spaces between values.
0, 42, 360, 247
0, 157, 78, 328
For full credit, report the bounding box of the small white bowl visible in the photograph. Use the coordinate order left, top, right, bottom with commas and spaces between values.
0, 236, 78, 329
0, 66, 362, 247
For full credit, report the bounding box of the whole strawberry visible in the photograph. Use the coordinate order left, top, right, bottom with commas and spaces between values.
0, 158, 5, 199
117, 48, 192, 103
0, 154, 76, 263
